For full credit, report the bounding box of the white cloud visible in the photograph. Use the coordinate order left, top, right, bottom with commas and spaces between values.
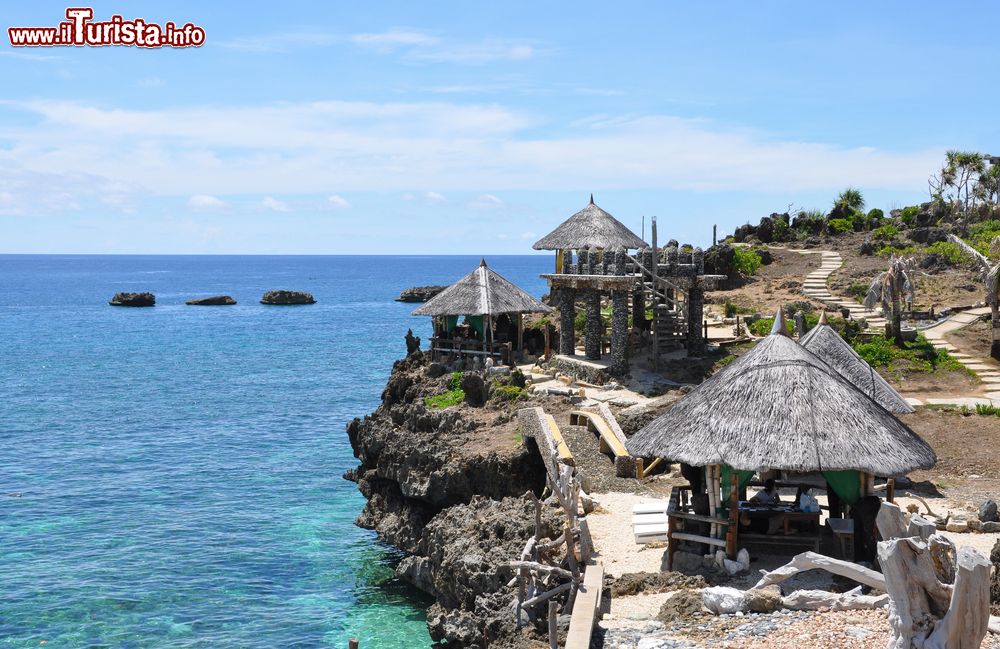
351, 29, 538, 64
0, 100, 945, 204
188, 194, 226, 210
327, 194, 351, 209
219, 31, 338, 53
262, 196, 290, 212
470, 194, 504, 209
424, 191, 447, 205
519, 231, 537, 240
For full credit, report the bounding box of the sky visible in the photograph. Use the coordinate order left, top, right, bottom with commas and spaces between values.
1, 1, 999, 254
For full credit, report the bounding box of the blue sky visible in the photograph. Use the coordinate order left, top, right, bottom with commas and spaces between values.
1, 1, 998, 254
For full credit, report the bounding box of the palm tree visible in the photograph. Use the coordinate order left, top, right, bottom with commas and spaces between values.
834, 187, 866, 213
948, 234, 1000, 359
864, 255, 917, 344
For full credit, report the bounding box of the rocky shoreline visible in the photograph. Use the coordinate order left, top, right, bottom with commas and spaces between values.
345, 351, 557, 647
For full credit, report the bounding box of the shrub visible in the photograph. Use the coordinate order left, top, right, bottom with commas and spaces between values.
425, 372, 465, 408
848, 282, 870, 304
828, 218, 853, 234
491, 384, 526, 403
853, 334, 970, 374
867, 208, 884, 221
872, 224, 899, 241
772, 217, 789, 242
900, 206, 920, 225
925, 241, 970, 265
732, 247, 762, 276
574, 310, 587, 332
748, 317, 794, 336
724, 301, 738, 317
976, 403, 1000, 417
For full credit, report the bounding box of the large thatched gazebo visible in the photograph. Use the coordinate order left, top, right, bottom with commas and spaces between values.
412, 259, 552, 362
626, 312, 935, 566
799, 311, 914, 414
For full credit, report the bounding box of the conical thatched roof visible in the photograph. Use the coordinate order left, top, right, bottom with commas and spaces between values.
799, 312, 914, 414
412, 259, 553, 317
626, 313, 935, 475
532, 196, 647, 251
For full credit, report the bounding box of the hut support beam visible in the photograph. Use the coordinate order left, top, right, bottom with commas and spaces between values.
559, 289, 577, 356
686, 284, 705, 357
584, 290, 602, 360
610, 290, 628, 376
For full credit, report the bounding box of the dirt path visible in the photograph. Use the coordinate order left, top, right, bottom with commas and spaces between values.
794, 248, 1000, 407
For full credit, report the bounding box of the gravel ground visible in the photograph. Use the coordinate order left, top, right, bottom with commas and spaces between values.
560, 424, 656, 494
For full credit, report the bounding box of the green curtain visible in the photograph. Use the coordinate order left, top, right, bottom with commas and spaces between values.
464, 315, 484, 336
445, 315, 459, 333
720, 465, 755, 500
822, 470, 861, 506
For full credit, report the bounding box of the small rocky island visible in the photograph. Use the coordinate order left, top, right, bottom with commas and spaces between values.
396, 286, 447, 302
260, 290, 315, 305
109, 292, 155, 307
186, 295, 236, 306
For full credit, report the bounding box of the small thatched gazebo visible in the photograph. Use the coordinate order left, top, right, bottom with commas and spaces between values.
412, 259, 552, 362
799, 311, 914, 414
627, 312, 936, 566
532, 195, 647, 252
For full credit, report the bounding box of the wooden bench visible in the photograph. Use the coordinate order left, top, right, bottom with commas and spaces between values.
739, 532, 820, 553
569, 405, 661, 479
543, 414, 575, 466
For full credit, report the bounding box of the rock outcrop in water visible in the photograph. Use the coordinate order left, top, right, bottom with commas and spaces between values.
186, 295, 236, 306
260, 290, 315, 305
396, 286, 447, 303
346, 352, 552, 648
109, 292, 155, 307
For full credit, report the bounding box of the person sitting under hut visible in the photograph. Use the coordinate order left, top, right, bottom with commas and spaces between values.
740, 479, 789, 535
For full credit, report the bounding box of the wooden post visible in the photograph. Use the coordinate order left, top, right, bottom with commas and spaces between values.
886, 477, 895, 503
348, 640, 359, 649
727, 472, 738, 560
548, 601, 559, 649
667, 514, 677, 570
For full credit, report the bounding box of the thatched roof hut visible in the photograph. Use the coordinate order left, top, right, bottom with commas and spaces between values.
626, 314, 936, 476
412, 259, 552, 317
799, 312, 914, 414
532, 195, 647, 251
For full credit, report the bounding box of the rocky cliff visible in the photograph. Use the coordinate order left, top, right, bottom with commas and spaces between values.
345, 351, 555, 648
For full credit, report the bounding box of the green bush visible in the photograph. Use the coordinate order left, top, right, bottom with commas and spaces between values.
969, 220, 1000, 256
724, 301, 738, 317
926, 241, 970, 265
900, 206, 920, 225
748, 317, 794, 336
491, 384, 526, 403
872, 224, 898, 241
574, 310, 587, 332
828, 218, 853, 234
867, 208, 884, 221
976, 403, 1000, 417
853, 334, 970, 374
848, 282, 870, 304
772, 217, 789, 241
425, 372, 465, 409
732, 247, 762, 276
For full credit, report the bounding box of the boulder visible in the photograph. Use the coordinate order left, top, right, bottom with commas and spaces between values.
260, 290, 315, 305
186, 295, 236, 306
982, 521, 1000, 533
396, 286, 447, 303
109, 292, 155, 307
979, 499, 998, 523
743, 586, 782, 613
460, 373, 488, 407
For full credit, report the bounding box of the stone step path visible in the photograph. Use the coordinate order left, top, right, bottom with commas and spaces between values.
922, 307, 1000, 403
797, 250, 888, 329
794, 248, 999, 407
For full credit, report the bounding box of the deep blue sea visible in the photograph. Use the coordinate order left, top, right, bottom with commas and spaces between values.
0, 255, 550, 649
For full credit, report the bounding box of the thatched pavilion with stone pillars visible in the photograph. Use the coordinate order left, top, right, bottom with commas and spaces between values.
412, 259, 552, 363
627, 311, 936, 568
532, 195, 647, 375
800, 311, 914, 414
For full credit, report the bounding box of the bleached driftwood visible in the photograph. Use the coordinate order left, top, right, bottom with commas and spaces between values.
781, 586, 890, 611
751, 551, 886, 591
876, 501, 908, 540
878, 535, 990, 649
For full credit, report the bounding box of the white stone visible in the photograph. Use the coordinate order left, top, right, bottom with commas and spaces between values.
702, 586, 744, 615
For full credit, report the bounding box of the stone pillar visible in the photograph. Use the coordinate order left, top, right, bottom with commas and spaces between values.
693, 247, 705, 274
562, 249, 573, 274
794, 311, 806, 338
588, 247, 599, 275
632, 287, 645, 330
575, 249, 586, 275
686, 285, 705, 357
584, 289, 602, 360
611, 290, 629, 374
559, 288, 577, 356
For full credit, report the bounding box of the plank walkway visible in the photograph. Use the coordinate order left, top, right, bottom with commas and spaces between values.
794, 249, 1000, 407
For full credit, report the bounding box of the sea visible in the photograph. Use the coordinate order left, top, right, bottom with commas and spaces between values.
0, 255, 551, 649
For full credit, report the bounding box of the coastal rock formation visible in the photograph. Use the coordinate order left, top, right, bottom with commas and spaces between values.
186, 295, 236, 306
396, 286, 447, 302
260, 290, 315, 305
346, 352, 550, 647
109, 292, 155, 307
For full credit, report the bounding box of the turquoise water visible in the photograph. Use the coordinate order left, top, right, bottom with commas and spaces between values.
0, 255, 549, 648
